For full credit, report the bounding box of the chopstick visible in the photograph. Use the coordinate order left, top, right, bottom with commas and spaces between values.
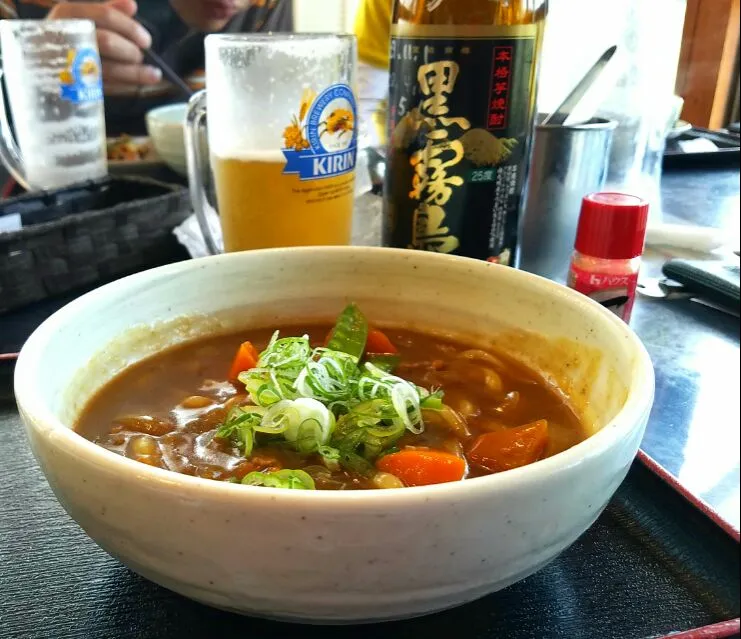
141, 47, 194, 100
0, 1, 18, 18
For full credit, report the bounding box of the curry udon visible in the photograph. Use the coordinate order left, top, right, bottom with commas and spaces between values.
75, 304, 585, 490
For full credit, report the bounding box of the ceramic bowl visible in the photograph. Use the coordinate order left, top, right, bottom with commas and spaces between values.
145, 103, 188, 175
14, 247, 654, 623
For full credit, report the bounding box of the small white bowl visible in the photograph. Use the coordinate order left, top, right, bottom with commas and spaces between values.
14, 247, 654, 623
145, 103, 188, 176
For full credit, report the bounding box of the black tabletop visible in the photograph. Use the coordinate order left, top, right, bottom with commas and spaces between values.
0, 164, 739, 639
631, 167, 740, 529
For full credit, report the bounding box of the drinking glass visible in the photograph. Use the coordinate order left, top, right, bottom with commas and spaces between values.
0, 20, 107, 191
185, 33, 358, 254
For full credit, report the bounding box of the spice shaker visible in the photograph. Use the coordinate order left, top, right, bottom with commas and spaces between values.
567, 192, 649, 322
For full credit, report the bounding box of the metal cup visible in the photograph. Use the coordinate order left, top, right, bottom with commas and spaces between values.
517, 117, 617, 282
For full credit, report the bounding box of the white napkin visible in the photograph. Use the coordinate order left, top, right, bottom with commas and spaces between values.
173, 207, 222, 259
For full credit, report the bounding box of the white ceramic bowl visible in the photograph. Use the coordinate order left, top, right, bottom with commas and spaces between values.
145, 103, 188, 175
15, 247, 654, 623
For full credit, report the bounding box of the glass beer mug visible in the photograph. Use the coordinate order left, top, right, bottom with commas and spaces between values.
185, 34, 358, 254
0, 20, 107, 191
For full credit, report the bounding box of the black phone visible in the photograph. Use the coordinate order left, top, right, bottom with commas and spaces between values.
0, 355, 14, 400
662, 257, 740, 311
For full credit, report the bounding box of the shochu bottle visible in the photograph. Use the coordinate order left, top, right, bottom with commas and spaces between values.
383, 0, 546, 264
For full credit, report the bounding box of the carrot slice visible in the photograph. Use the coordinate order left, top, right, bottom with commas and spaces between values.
376, 449, 466, 486
365, 328, 398, 355
466, 420, 549, 473
228, 341, 259, 381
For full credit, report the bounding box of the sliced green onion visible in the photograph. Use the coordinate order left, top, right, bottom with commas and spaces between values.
259, 398, 335, 452
254, 382, 282, 407
294, 348, 359, 403
318, 445, 341, 471
358, 363, 425, 434
215, 406, 262, 455
362, 421, 405, 460
333, 421, 367, 453
339, 451, 375, 477
296, 418, 324, 453
365, 420, 405, 440
329, 400, 406, 463
365, 353, 401, 373
261, 400, 300, 434
259, 333, 312, 370
239, 334, 312, 406
222, 305, 451, 467
420, 390, 444, 411
242, 469, 316, 490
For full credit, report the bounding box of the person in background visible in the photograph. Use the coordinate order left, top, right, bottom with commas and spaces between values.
355, 0, 391, 70
1, 0, 293, 135
353, 0, 391, 147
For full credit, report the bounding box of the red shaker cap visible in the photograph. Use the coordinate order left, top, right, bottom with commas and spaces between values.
574, 192, 650, 260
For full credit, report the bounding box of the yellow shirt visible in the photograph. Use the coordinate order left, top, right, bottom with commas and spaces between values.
354, 0, 393, 69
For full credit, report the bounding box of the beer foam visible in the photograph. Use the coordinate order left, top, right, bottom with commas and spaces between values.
211, 149, 286, 163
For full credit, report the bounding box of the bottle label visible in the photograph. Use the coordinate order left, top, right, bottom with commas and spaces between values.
384, 24, 538, 264
568, 264, 639, 322
282, 83, 358, 181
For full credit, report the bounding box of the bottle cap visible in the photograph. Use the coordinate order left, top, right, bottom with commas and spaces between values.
574, 192, 650, 259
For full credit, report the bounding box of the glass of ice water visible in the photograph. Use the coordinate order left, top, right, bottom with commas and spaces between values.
0, 20, 107, 191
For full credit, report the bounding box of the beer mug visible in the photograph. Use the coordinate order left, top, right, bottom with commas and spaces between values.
185, 34, 358, 254
0, 20, 107, 191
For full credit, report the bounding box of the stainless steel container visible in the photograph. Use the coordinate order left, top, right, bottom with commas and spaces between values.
518, 117, 617, 282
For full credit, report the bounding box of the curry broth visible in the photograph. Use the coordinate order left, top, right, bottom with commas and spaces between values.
75, 324, 586, 488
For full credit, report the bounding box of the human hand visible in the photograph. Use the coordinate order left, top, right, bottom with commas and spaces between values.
47, 0, 161, 91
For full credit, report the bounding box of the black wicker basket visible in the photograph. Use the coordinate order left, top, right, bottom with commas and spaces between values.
0, 176, 191, 314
